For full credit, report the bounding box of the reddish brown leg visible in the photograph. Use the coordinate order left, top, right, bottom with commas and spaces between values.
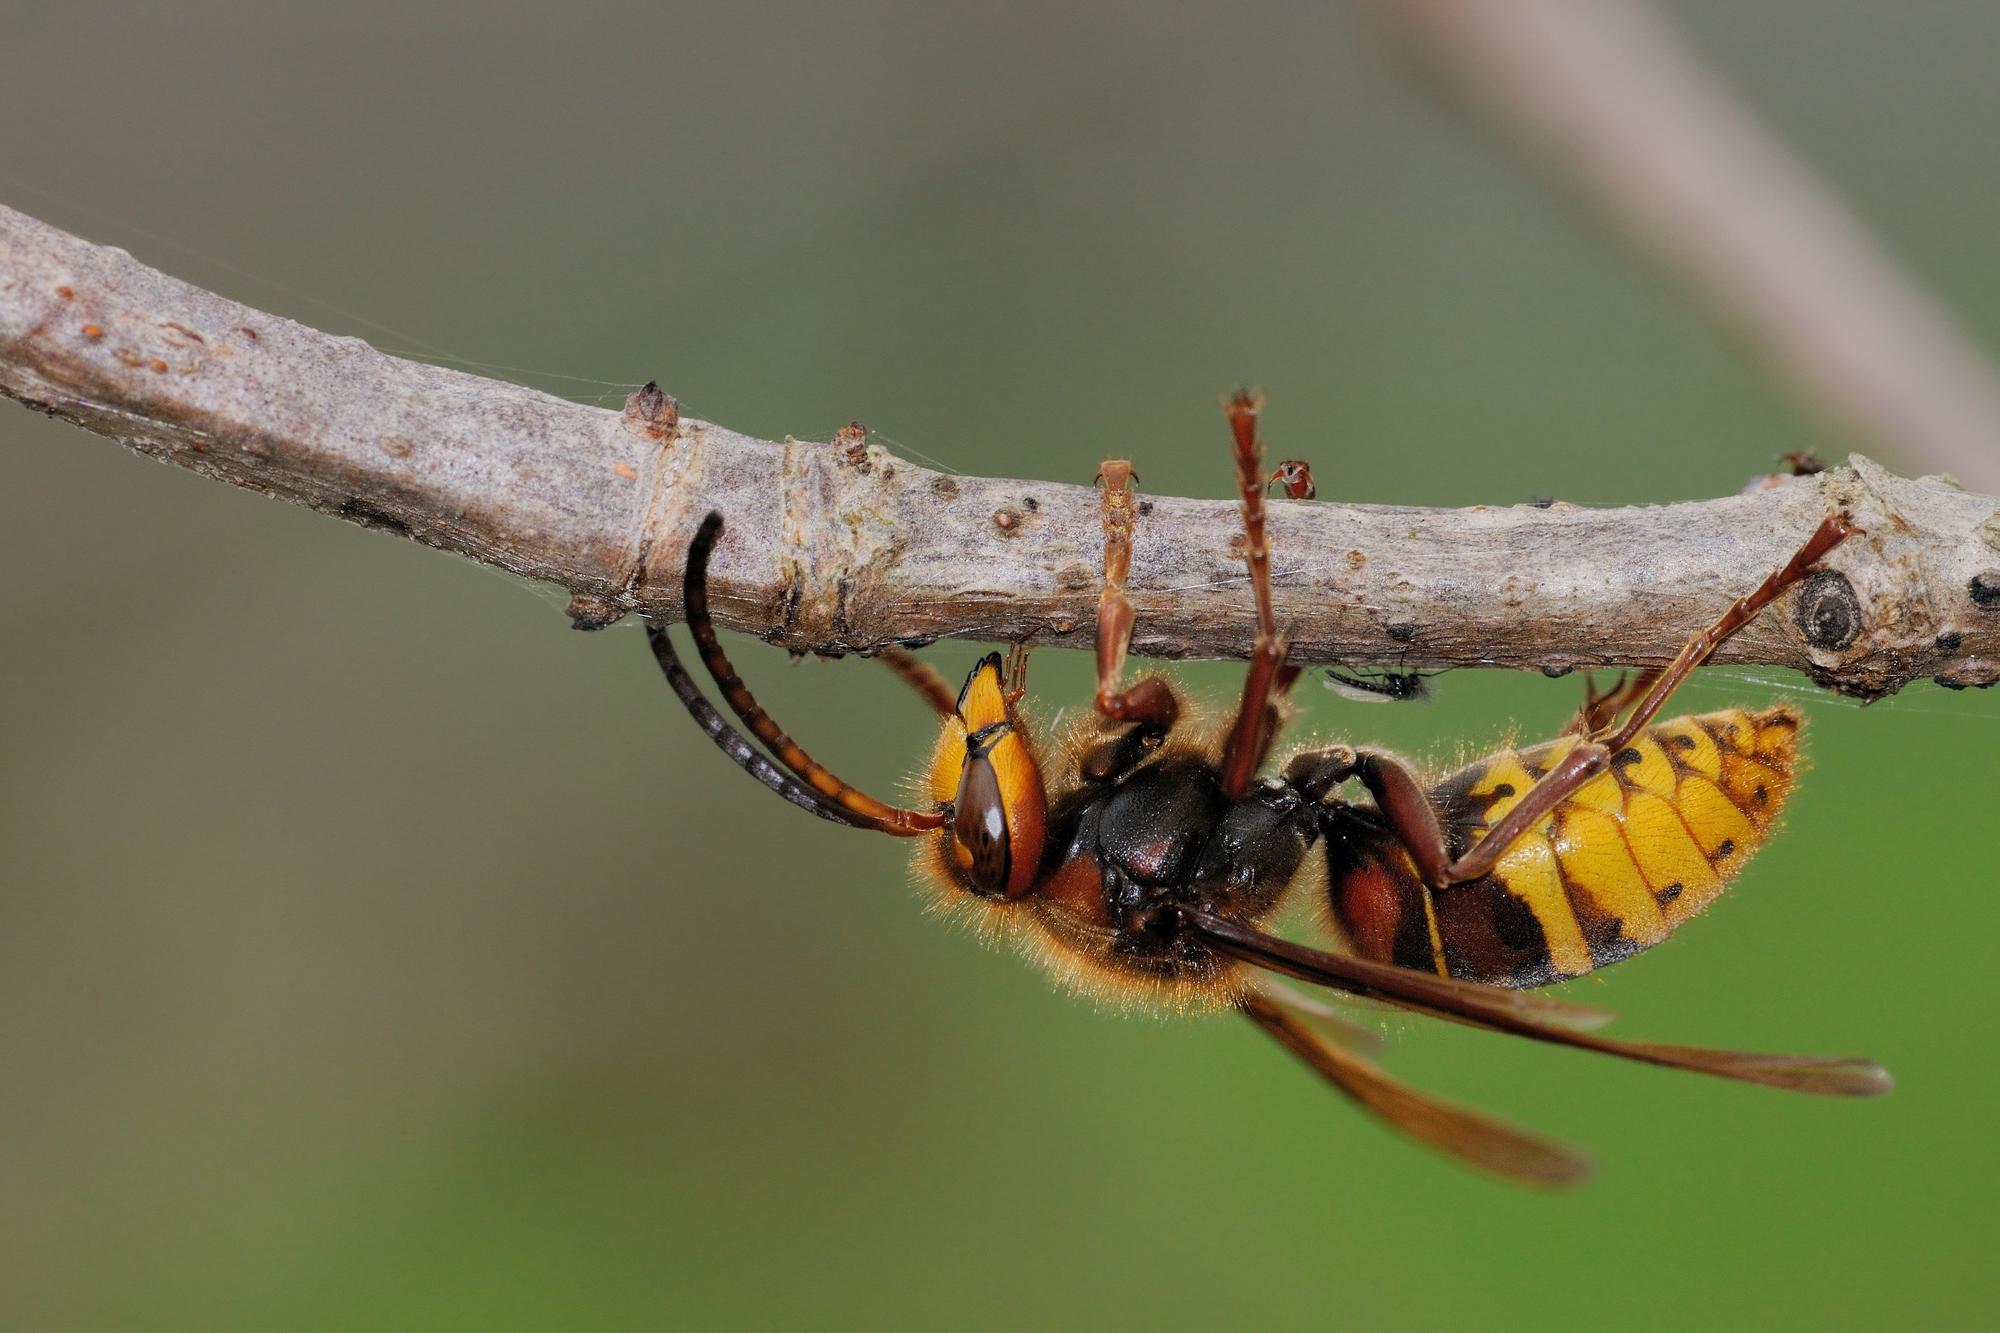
1591, 513, 1849, 754
876, 646, 958, 718
1219, 390, 1298, 799
1566, 667, 1663, 737
1350, 514, 1852, 887
1003, 639, 1033, 706
878, 640, 1030, 720
1093, 460, 1179, 729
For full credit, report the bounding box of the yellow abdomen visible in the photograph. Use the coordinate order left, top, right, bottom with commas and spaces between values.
1325, 707, 1801, 988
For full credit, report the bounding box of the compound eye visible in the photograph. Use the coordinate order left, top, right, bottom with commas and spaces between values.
932, 654, 1048, 899
953, 745, 1013, 895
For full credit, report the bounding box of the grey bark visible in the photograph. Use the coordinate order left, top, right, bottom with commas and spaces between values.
5, 203, 1998, 698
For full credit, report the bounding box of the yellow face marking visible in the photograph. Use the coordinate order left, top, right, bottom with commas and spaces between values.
1491, 833, 1594, 979
956, 657, 1011, 732
1618, 790, 1723, 927
928, 657, 1048, 897
1551, 808, 1669, 948
1654, 719, 1723, 781
988, 729, 1039, 805
958, 664, 1044, 856
928, 718, 967, 805
930, 657, 1017, 802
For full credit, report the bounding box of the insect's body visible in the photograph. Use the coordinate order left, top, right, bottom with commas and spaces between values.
1327, 706, 1799, 988
647, 392, 1888, 1186
1042, 755, 1315, 998
1012, 739, 1326, 1007
917, 669, 1306, 1007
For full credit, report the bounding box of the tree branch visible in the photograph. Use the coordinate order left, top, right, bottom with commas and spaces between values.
1358, 0, 2000, 498
4, 203, 1997, 699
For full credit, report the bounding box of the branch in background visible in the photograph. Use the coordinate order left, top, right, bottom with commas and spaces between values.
3, 203, 1997, 699
1359, 0, 2000, 498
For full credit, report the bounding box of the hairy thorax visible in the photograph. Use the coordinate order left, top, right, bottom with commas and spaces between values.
1017, 757, 1322, 1011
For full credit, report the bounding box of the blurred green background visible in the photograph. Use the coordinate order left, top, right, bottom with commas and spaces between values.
4, 3, 1997, 1329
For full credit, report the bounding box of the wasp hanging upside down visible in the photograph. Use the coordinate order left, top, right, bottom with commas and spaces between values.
645, 392, 1889, 1186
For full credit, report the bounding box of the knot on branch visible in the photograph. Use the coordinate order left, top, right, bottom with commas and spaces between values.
1801, 457, 2000, 696
1794, 571, 1861, 652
